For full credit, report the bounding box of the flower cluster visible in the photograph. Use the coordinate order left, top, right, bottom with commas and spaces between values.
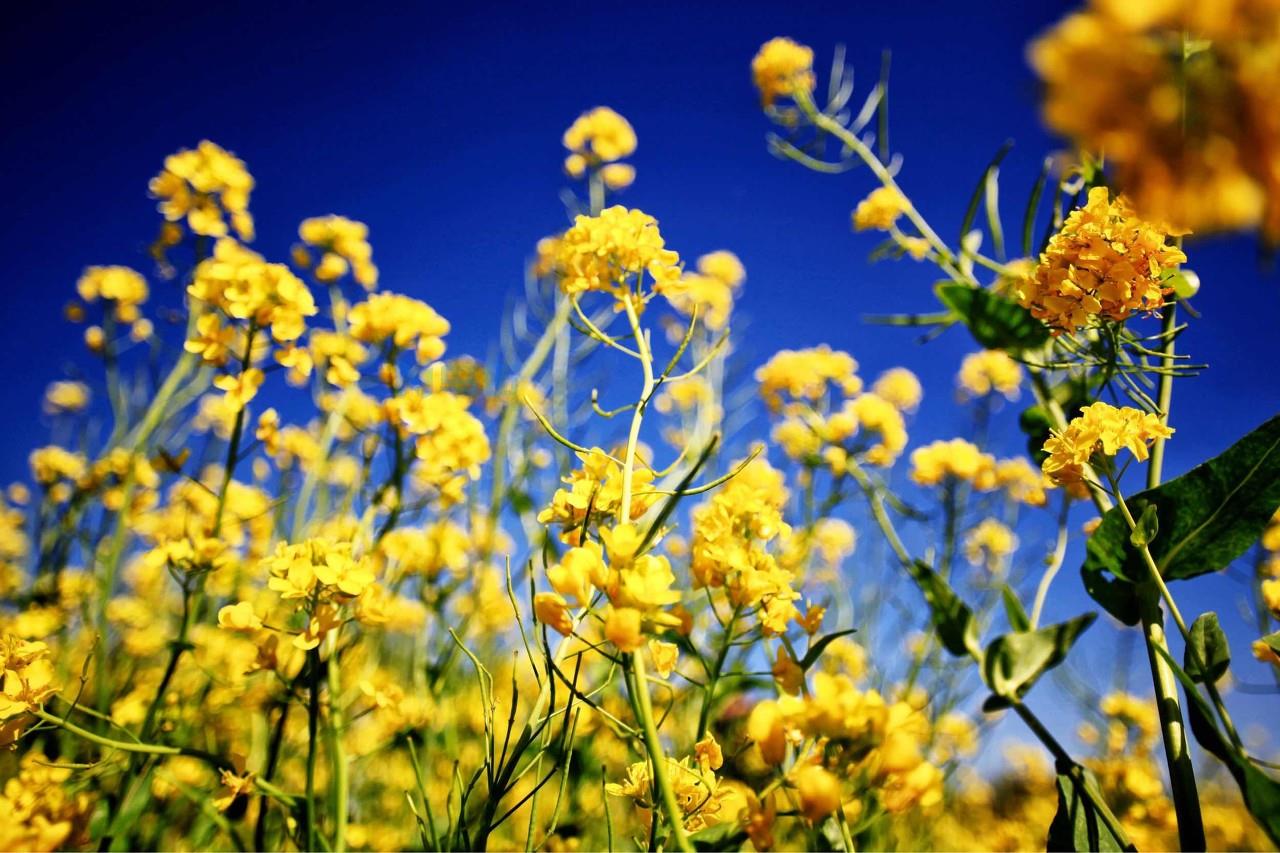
75, 266, 149, 324
853, 186, 908, 232
957, 349, 1022, 399
537, 447, 659, 541
1, 636, 56, 743
662, 250, 746, 330
0, 751, 91, 851
551, 206, 682, 302
563, 106, 637, 190
348, 292, 450, 364
751, 37, 816, 106
1017, 187, 1185, 332
188, 238, 318, 345
1041, 402, 1173, 487
297, 215, 378, 289
1031, 0, 1280, 237
149, 140, 254, 240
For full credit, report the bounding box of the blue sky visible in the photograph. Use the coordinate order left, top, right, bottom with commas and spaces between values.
3, 1, 1278, 759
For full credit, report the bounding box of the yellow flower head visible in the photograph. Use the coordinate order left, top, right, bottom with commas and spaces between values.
872, 367, 923, 412
1018, 187, 1185, 332
43, 381, 90, 415
752, 37, 816, 106
563, 107, 637, 163
552, 206, 682, 302
76, 266, 149, 323
963, 518, 1018, 572
189, 239, 318, 344
1041, 402, 1174, 486
910, 438, 998, 489
348, 292, 450, 364
756, 345, 862, 412
957, 350, 1023, 399
149, 140, 254, 241
852, 186, 908, 232
662, 250, 746, 330
298, 215, 378, 290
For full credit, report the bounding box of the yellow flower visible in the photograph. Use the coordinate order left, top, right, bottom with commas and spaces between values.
76, 266, 149, 323
910, 438, 998, 489
963, 518, 1018, 572
546, 544, 602, 607
213, 368, 264, 412
793, 764, 842, 822
1041, 402, 1174, 486
756, 345, 862, 412
957, 350, 1023, 399
1018, 187, 1184, 332
0, 636, 57, 722
1030, 1, 1280, 237
648, 639, 679, 678
348, 292, 450, 364
604, 606, 644, 652
298, 215, 378, 290
216, 601, 263, 632
852, 186, 908, 232
551, 206, 682, 302
189, 239, 317, 343
534, 591, 574, 636
752, 37, 816, 106
662, 250, 746, 331
600, 163, 636, 190
42, 381, 90, 415
150, 140, 254, 240
184, 313, 236, 366
872, 367, 923, 412
562, 107, 637, 163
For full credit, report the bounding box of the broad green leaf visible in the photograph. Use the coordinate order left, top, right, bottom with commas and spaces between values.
800, 627, 858, 671
1185, 612, 1230, 684
906, 560, 981, 659
1047, 766, 1133, 852
1082, 415, 1280, 597
935, 282, 1050, 352
1000, 584, 1030, 632
982, 613, 1096, 701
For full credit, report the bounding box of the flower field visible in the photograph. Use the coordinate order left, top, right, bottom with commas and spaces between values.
3, 2, 1280, 851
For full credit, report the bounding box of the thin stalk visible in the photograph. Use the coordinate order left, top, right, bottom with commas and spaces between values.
627, 651, 692, 853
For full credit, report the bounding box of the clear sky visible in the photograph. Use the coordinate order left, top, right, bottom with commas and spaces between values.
3, 1, 1278, 757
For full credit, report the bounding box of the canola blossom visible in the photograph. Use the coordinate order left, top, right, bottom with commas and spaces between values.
3, 10, 1280, 853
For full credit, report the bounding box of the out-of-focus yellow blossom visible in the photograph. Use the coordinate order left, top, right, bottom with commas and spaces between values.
1253, 638, 1280, 667
385, 389, 490, 504
310, 330, 368, 387
958, 350, 1023, 399
551, 206, 682, 303
600, 163, 636, 190
213, 367, 264, 413
216, 601, 263, 632
563, 107, 637, 164
752, 37, 815, 106
149, 140, 254, 240
298, 215, 378, 289
1261, 578, 1280, 619
872, 367, 923, 412
42, 381, 90, 415
964, 518, 1018, 572
348, 292, 450, 364
1042, 402, 1173, 486
76, 266, 149, 323
663, 250, 746, 330
1031, 0, 1280, 238
0, 751, 91, 851
845, 392, 908, 466
1, 636, 57, 732
996, 457, 1052, 507
756, 345, 862, 412
1018, 187, 1185, 332
29, 446, 87, 489
189, 238, 317, 344
852, 186, 909, 232
910, 438, 997, 489
793, 764, 842, 821
184, 313, 236, 366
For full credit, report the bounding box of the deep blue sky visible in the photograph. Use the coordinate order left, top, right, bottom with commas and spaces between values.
3, 1, 1278, 756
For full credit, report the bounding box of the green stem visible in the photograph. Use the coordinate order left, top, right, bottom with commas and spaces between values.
305, 648, 322, 852
627, 652, 692, 853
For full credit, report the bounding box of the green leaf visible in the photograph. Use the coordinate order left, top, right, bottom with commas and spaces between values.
800, 627, 858, 671
1082, 415, 1280, 602
959, 140, 1013, 252
982, 613, 1096, 701
1000, 584, 1030, 632
935, 282, 1050, 352
1047, 766, 1132, 852
1022, 157, 1051, 257
1185, 612, 1230, 684
1262, 630, 1280, 655
906, 560, 981, 659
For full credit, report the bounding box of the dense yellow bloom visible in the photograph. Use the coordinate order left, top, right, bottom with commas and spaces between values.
149, 140, 254, 240
1018, 187, 1184, 332
852, 186, 908, 232
606, 753, 731, 833
76, 266, 149, 323
1, 636, 57, 733
910, 438, 998, 489
551, 206, 682, 302
298, 215, 378, 289
752, 37, 815, 106
663, 250, 746, 330
563, 107, 637, 163
538, 448, 659, 539
263, 539, 376, 602
0, 751, 91, 851
1031, 0, 1280, 237
964, 518, 1018, 572
792, 764, 842, 821
29, 446, 87, 488
756, 345, 862, 412
996, 457, 1052, 507
189, 238, 317, 343
42, 381, 90, 415
957, 350, 1023, 399
845, 392, 908, 466
348, 292, 450, 364
184, 313, 236, 366
385, 389, 490, 503
872, 367, 923, 412
1042, 402, 1174, 486
310, 330, 368, 386
212, 367, 264, 412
